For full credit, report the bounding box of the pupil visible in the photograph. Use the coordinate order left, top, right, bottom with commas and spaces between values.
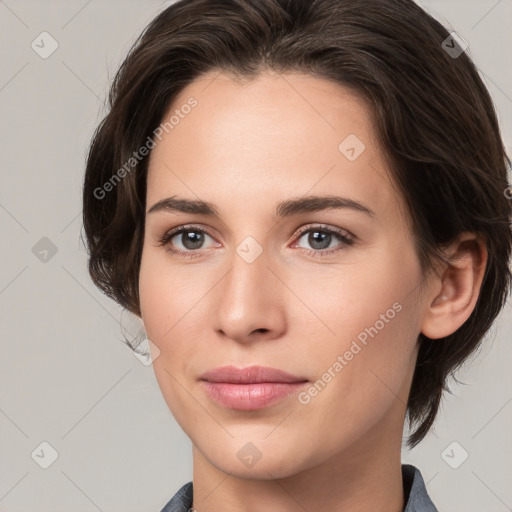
309, 231, 330, 250
183, 231, 204, 249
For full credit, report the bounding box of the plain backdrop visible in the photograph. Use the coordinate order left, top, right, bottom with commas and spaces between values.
1, 1, 511, 511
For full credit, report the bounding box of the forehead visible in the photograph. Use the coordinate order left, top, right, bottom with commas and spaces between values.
146, 71, 401, 221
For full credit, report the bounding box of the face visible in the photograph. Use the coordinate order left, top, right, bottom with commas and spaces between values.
139, 71, 428, 479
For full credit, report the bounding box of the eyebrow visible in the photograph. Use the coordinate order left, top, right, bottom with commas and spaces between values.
147, 194, 375, 219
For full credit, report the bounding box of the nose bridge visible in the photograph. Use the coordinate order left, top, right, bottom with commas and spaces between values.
222, 237, 272, 309
213, 235, 286, 340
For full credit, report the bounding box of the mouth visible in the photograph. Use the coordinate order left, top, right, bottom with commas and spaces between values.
199, 365, 309, 410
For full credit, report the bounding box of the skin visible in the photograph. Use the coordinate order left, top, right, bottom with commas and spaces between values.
138, 71, 487, 512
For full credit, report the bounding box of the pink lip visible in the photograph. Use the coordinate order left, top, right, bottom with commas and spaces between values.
199, 365, 308, 410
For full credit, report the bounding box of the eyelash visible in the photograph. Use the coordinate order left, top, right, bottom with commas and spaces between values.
157, 223, 354, 259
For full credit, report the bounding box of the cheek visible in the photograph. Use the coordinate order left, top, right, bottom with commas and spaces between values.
138, 255, 194, 402
139, 256, 206, 427
139, 248, 204, 340
138, 250, 217, 378
290, 250, 419, 348
290, 249, 421, 403
289, 290, 419, 459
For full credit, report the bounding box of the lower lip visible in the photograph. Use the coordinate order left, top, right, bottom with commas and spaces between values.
201, 381, 308, 410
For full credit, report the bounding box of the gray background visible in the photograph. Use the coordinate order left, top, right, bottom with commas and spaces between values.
1, 1, 511, 511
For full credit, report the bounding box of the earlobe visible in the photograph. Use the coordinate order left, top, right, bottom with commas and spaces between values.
421, 233, 487, 340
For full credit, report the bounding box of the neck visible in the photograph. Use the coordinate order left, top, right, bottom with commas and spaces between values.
191, 421, 405, 512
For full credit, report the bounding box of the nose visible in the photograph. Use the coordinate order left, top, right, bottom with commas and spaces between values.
213, 244, 287, 344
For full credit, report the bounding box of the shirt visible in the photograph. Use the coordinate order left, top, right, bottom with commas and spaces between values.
159, 463, 439, 511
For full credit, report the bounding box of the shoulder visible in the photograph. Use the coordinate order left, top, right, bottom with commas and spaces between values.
402, 464, 439, 512
159, 481, 193, 512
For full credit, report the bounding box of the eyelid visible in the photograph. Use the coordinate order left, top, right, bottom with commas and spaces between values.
292, 223, 353, 241
158, 223, 219, 247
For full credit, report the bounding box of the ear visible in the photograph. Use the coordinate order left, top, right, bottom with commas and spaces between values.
421, 232, 487, 340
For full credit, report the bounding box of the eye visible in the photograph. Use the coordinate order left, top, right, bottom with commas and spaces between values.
292, 224, 354, 257
157, 223, 354, 259
157, 225, 218, 258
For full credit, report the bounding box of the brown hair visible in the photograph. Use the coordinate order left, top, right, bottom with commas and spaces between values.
82, 0, 512, 447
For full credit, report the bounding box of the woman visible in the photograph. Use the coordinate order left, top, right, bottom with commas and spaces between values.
82, 0, 511, 510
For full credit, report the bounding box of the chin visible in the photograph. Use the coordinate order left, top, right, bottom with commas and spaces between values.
194, 434, 319, 480
212, 453, 301, 480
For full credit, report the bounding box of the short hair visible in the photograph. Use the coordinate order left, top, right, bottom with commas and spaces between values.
82, 0, 512, 447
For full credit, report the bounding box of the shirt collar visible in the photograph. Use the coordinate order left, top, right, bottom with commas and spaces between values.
160, 464, 438, 512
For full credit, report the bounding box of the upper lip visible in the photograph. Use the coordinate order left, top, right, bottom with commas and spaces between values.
199, 365, 308, 384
